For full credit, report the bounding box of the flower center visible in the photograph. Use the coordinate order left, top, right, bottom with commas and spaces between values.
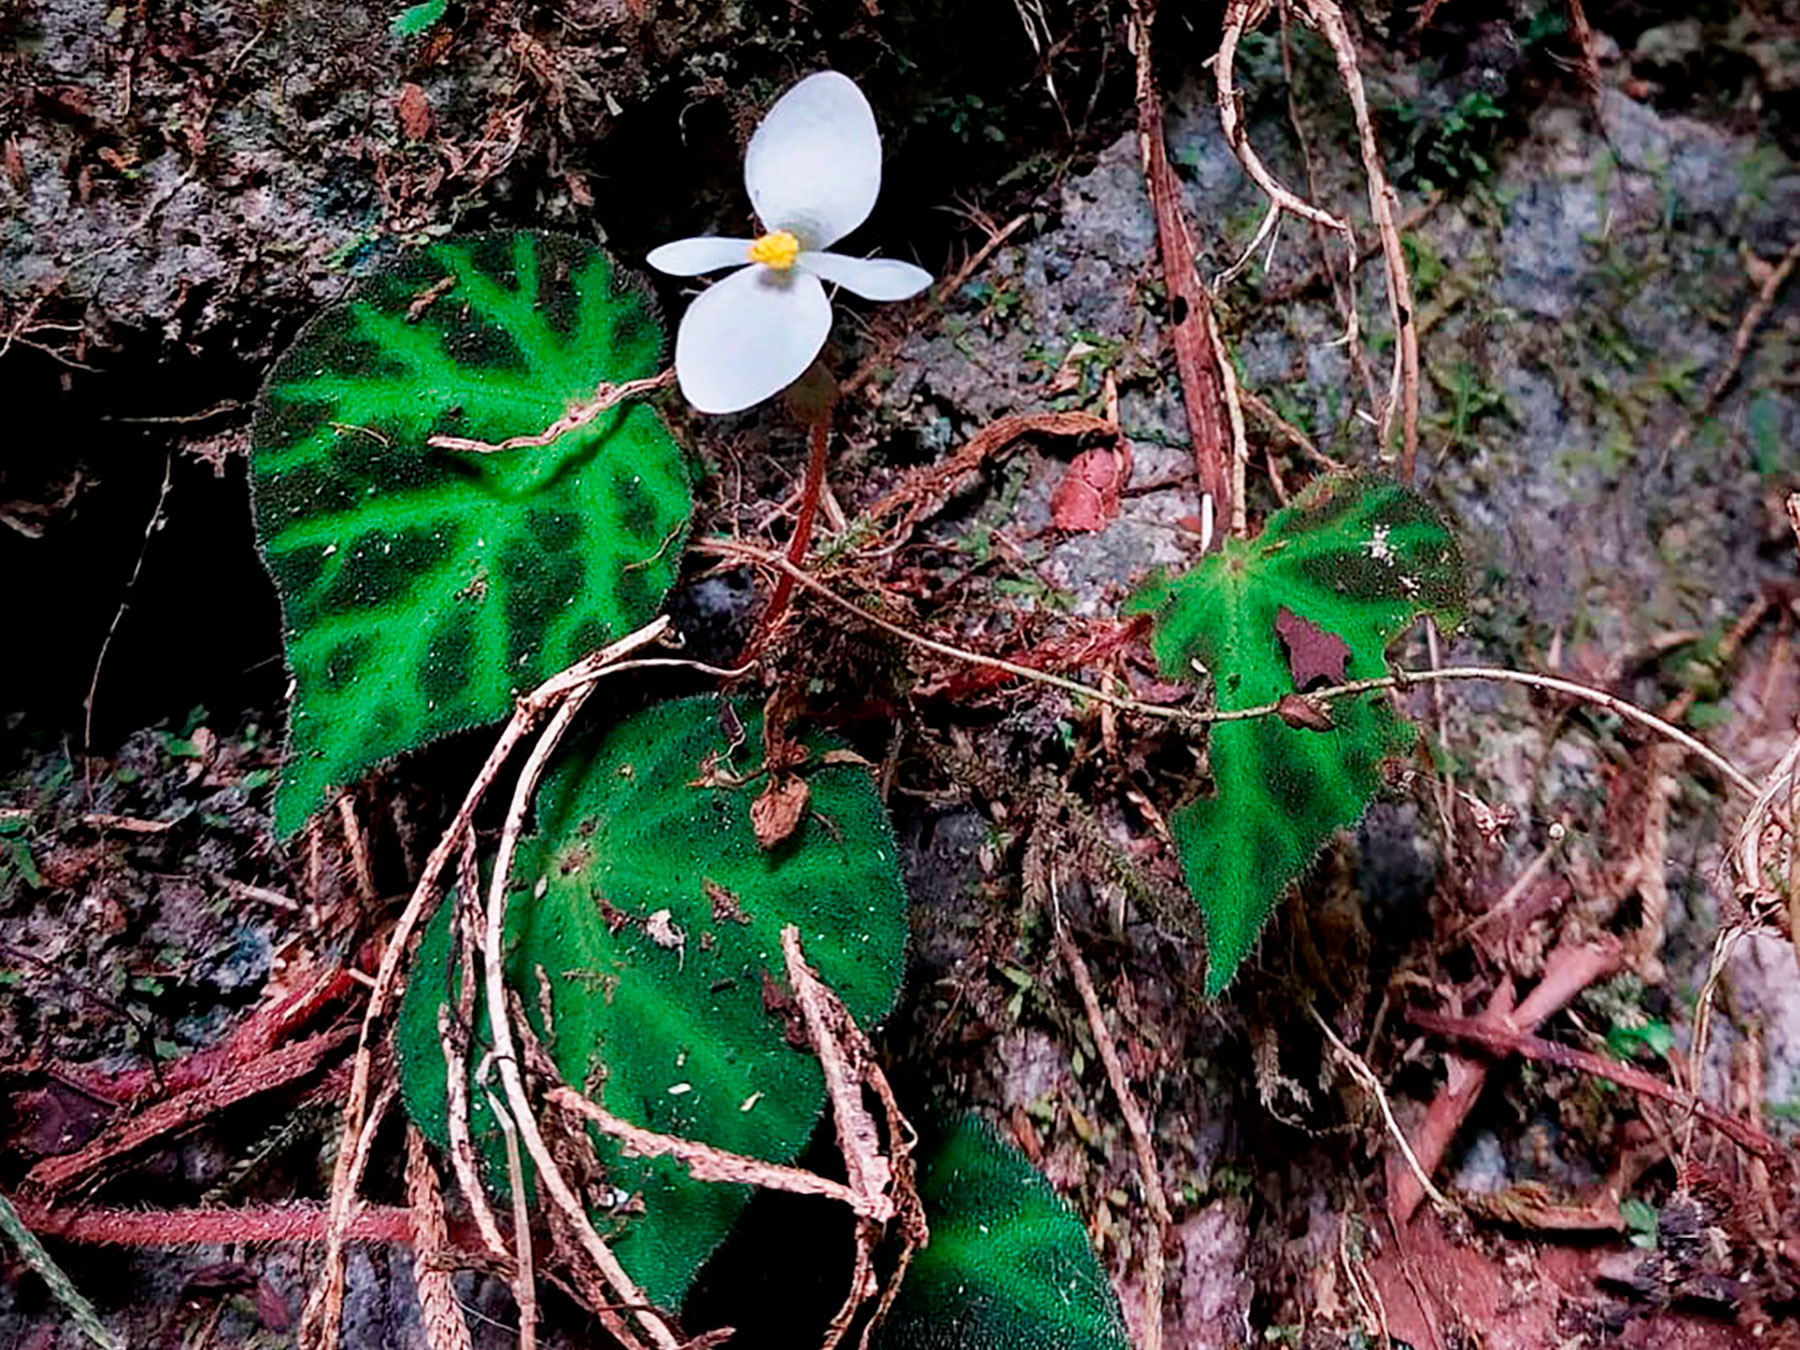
747, 230, 800, 271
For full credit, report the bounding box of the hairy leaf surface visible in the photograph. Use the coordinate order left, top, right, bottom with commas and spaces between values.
1127, 475, 1463, 995
397, 697, 908, 1308
392, 0, 447, 35
875, 1115, 1129, 1350
252, 231, 689, 837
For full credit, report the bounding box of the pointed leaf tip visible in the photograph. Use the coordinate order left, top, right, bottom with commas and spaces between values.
875, 1115, 1129, 1350
1129, 474, 1464, 995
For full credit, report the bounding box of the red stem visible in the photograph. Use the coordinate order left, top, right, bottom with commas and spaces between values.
1408, 1010, 1777, 1159
1387, 935, 1624, 1225
739, 413, 832, 664
9, 1201, 417, 1246
1135, 4, 1232, 542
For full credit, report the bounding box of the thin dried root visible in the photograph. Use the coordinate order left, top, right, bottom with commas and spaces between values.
483, 1088, 538, 1350
1411, 1006, 1778, 1160
441, 831, 510, 1262
299, 1081, 396, 1347
1131, 0, 1238, 537
1309, 1005, 1449, 1214
480, 685, 681, 1350
1303, 0, 1420, 477
1053, 902, 1168, 1350
1216, 2, 1359, 313
780, 927, 926, 1350
549, 1090, 889, 1220
1389, 935, 1624, 1225
1663, 240, 1800, 466
697, 539, 1775, 804
310, 618, 677, 1350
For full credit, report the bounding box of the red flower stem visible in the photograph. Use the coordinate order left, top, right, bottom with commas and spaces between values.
738, 408, 833, 665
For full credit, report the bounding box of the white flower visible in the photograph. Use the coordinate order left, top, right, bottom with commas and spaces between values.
647, 71, 932, 415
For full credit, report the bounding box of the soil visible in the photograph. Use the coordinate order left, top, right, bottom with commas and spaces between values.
3, 1, 1799, 1348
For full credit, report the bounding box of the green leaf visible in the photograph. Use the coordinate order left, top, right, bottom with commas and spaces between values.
1126, 475, 1463, 995
251, 231, 690, 837
6, 838, 43, 889
1620, 1196, 1658, 1248
1605, 1017, 1674, 1061
397, 697, 908, 1309
392, 0, 448, 36
875, 1115, 1129, 1350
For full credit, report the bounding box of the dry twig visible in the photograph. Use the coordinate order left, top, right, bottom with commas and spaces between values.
1216, 1, 1359, 273
309, 618, 678, 1350
1564, 0, 1606, 125
1130, 0, 1238, 539
336, 793, 377, 904
1662, 239, 1800, 465
483, 1087, 538, 1350
549, 1089, 887, 1218
1310, 1005, 1450, 1215
27, 1027, 354, 1197
1052, 905, 1168, 1350
301, 1080, 397, 1347
424, 370, 674, 454
405, 1125, 474, 1350
441, 833, 510, 1262
1408, 1009, 1778, 1159
477, 667, 682, 1350
1305, 0, 1420, 477
1388, 935, 1625, 1225
1238, 386, 1343, 471
857, 410, 1116, 551
83, 450, 173, 786
780, 926, 924, 1350
1276, 0, 1384, 427
695, 538, 1778, 805
1731, 729, 1800, 930
10, 1201, 462, 1247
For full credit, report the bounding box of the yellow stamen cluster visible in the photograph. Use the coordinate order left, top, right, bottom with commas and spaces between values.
747, 230, 800, 271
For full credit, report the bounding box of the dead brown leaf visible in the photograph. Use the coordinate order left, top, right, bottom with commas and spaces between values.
705, 879, 749, 925
1050, 444, 1132, 533
3, 137, 26, 192
1275, 692, 1334, 731
750, 774, 809, 849
397, 83, 433, 141
1274, 605, 1351, 689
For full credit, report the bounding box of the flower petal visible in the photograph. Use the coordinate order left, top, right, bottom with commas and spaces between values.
674, 265, 832, 415
647, 236, 755, 276
744, 71, 880, 250
801, 252, 932, 302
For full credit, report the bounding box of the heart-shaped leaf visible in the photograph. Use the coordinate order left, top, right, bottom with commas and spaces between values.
1126, 475, 1464, 995
397, 697, 909, 1309
875, 1115, 1129, 1350
252, 231, 690, 837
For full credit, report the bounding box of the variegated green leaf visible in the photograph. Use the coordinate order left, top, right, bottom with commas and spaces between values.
875, 1115, 1129, 1350
392, 0, 447, 35
252, 231, 689, 837
1127, 475, 1464, 995
397, 697, 909, 1309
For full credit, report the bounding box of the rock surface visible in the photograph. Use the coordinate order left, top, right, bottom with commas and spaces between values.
4, 1, 1799, 1345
